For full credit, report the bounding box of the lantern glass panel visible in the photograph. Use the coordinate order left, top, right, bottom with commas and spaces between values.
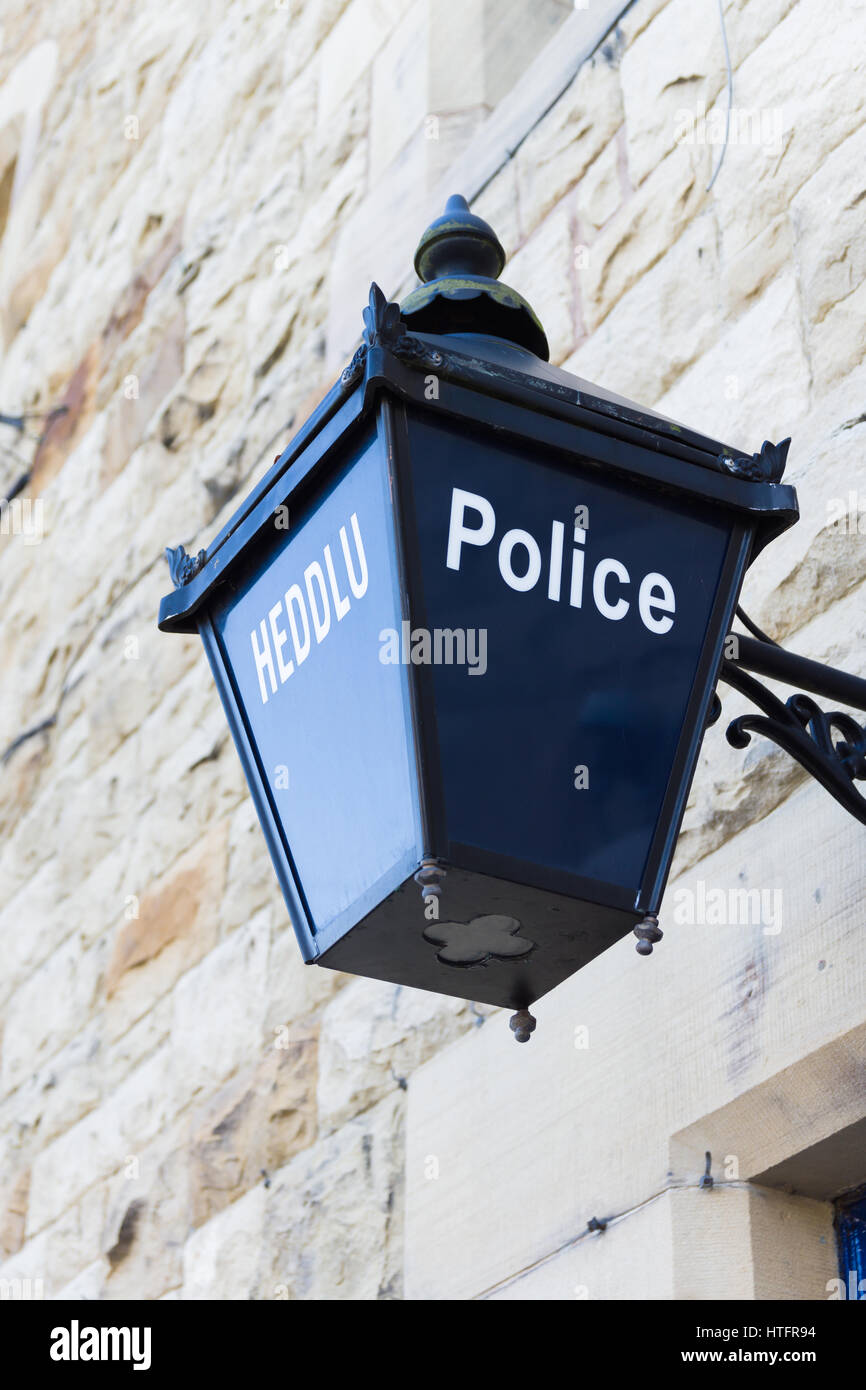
405, 409, 735, 895
210, 427, 423, 943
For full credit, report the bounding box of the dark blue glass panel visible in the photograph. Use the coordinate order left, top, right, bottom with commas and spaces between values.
213, 431, 422, 940
407, 412, 732, 893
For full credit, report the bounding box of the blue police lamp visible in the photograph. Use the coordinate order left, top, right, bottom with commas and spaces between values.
160, 196, 802, 1040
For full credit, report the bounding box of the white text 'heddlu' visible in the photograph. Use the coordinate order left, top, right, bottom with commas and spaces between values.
250, 512, 368, 704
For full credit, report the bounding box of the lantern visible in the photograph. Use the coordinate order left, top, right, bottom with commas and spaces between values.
159, 196, 797, 1038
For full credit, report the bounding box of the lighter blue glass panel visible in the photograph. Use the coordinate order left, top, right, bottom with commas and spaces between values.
214, 433, 422, 937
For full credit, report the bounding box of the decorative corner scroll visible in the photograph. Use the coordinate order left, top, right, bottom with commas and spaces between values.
340, 283, 444, 386
717, 437, 791, 483
362, 281, 402, 347
165, 544, 206, 588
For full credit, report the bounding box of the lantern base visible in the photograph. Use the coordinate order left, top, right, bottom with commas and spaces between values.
312, 862, 642, 1011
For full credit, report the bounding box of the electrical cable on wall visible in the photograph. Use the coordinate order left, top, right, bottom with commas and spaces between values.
478, 1173, 770, 1299
706, 0, 734, 191
0, 404, 68, 506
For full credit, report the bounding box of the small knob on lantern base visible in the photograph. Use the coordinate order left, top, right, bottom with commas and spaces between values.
414, 859, 446, 910
509, 1008, 537, 1043
634, 914, 663, 956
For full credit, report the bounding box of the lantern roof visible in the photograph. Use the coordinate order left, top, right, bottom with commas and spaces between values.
158, 198, 798, 637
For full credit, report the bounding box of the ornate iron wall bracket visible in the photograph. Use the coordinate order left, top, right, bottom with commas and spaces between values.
719, 631, 866, 824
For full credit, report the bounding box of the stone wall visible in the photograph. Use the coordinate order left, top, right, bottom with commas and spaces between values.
0, 0, 864, 1300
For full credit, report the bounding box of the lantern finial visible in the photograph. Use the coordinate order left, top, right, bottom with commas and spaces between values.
400, 193, 550, 360
412, 193, 506, 283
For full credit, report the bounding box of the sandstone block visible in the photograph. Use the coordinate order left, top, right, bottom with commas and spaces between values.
505, 203, 576, 364
317, 0, 413, 126
720, 211, 793, 319
472, 162, 522, 260
100, 1124, 190, 1301
0, 1167, 29, 1261
188, 1023, 318, 1231
712, 0, 866, 264
575, 135, 623, 237
564, 214, 720, 404
1, 931, 108, 1096
26, 1044, 176, 1236
255, 1090, 405, 1300
807, 279, 866, 397
170, 911, 271, 1102
516, 54, 622, 238
791, 122, 866, 333
181, 1181, 267, 1301
317, 976, 486, 1133
620, 0, 726, 188
104, 821, 227, 999
264, 924, 346, 1035
654, 272, 809, 451
578, 139, 711, 332
370, 0, 428, 183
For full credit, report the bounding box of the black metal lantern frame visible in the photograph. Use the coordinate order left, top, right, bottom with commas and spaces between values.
159, 284, 804, 1010
159, 197, 866, 1036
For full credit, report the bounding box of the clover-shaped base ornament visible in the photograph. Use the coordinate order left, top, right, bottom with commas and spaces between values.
423, 915, 538, 1042
423, 914, 535, 967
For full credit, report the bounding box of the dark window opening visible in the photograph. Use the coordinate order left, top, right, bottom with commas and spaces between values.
835, 1186, 866, 1300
